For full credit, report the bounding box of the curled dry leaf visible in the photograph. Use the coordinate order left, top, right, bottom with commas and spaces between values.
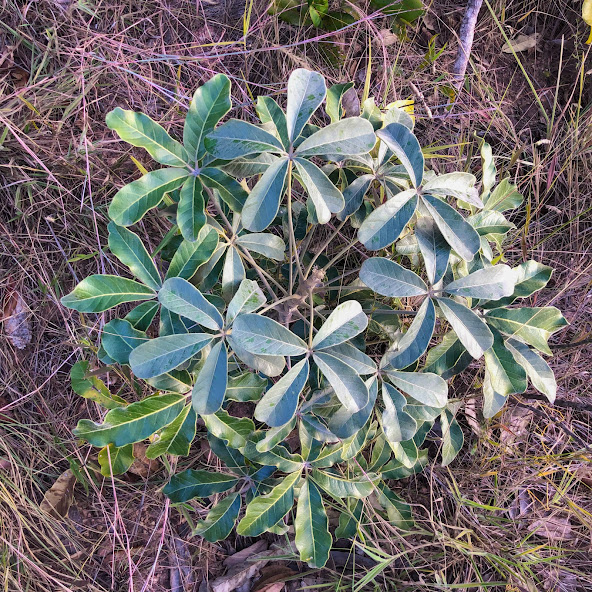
528, 514, 574, 541
2, 289, 31, 349
502, 33, 541, 53
40, 469, 76, 518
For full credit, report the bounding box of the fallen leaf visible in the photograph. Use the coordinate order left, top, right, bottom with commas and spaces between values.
2, 288, 31, 349
40, 469, 76, 518
502, 33, 541, 53
341, 86, 360, 117
223, 540, 268, 569
128, 443, 160, 478
212, 549, 276, 592
252, 565, 297, 592
500, 406, 533, 450
528, 515, 574, 541
375, 29, 398, 47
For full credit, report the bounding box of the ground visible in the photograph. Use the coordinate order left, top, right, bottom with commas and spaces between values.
1, 0, 591, 590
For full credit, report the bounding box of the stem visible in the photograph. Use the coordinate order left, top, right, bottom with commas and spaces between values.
236, 244, 287, 299
305, 220, 347, 278
320, 236, 360, 273
286, 160, 304, 293
308, 290, 315, 348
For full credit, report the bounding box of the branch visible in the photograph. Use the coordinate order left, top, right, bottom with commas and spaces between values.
452, 0, 484, 90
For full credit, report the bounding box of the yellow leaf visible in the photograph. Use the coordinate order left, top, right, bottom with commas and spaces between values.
584, 0, 592, 44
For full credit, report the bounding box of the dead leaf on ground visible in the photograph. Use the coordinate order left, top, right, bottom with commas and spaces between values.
341, 87, 360, 117
2, 288, 32, 349
252, 565, 297, 592
128, 443, 160, 478
502, 33, 541, 53
212, 550, 276, 592
528, 514, 574, 541
223, 540, 268, 568
40, 469, 76, 518
374, 29, 398, 47
500, 406, 533, 450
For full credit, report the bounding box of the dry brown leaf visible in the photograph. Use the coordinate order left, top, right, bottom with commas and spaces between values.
223, 540, 268, 568
252, 565, 297, 592
502, 33, 541, 53
528, 515, 574, 541
500, 406, 533, 450
128, 443, 160, 478
375, 29, 398, 47
2, 289, 31, 349
341, 86, 360, 117
211, 549, 276, 592
40, 469, 76, 518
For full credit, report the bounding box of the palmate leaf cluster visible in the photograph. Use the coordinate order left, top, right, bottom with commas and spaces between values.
63, 69, 567, 568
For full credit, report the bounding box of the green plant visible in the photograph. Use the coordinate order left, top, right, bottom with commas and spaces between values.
62, 68, 567, 568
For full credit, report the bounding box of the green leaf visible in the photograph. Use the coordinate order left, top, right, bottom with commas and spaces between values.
484, 307, 567, 355
483, 178, 523, 212
381, 383, 417, 443
384, 297, 435, 370
423, 331, 472, 379
295, 479, 332, 568
480, 140, 496, 201
129, 333, 213, 379
295, 118, 376, 158
177, 176, 207, 242
226, 372, 268, 402
235, 233, 285, 261
326, 81, 355, 123
440, 409, 463, 466
505, 338, 556, 403
256, 417, 297, 452
146, 370, 193, 394
221, 247, 245, 302
286, 68, 326, 142
390, 437, 418, 469
335, 499, 363, 539
228, 334, 285, 378
231, 313, 308, 356
226, 279, 266, 326
383, 104, 414, 130
423, 172, 482, 208
256, 95, 290, 149
61, 275, 155, 313
357, 189, 418, 250
125, 301, 159, 331
192, 340, 228, 415
220, 153, 280, 177
70, 360, 127, 409
106, 107, 188, 167
200, 167, 248, 212
193, 493, 241, 542
360, 257, 427, 297
384, 369, 448, 408
73, 394, 185, 447
320, 342, 376, 375
107, 222, 162, 290
165, 225, 219, 280
311, 469, 377, 499
241, 157, 289, 232
255, 359, 309, 427
375, 481, 414, 529
312, 301, 368, 350
421, 194, 481, 261
313, 351, 369, 413
328, 376, 377, 440
109, 168, 189, 227
145, 405, 197, 458
376, 123, 423, 187
444, 265, 515, 300
484, 329, 527, 396
237, 470, 300, 536
415, 216, 450, 285
205, 119, 285, 159
98, 443, 134, 477
101, 319, 148, 365
338, 174, 373, 221
243, 434, 304, 472
467, 210, 515, 236
202, 409, 255, 449
184, 73, 231, 162
482, 366, 508, 418
436, 297, 493, 359
163, 469, 238, 503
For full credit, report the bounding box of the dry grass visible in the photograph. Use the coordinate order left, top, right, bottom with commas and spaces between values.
1, 0, 591, 590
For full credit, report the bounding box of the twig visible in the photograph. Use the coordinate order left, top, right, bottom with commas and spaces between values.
517, 393, 592, 414
452, 0, 484, 90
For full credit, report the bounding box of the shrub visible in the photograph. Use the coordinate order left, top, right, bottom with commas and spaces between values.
63, 68, 567, 567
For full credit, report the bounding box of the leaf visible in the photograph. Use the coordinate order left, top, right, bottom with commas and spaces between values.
357, 189, 418, 250
295, 479, 332, 568
2, 288, 31, 349
484, 329, 527, 396
159, 277, 224, 330
146, 370, 192, 394
237, 470, 300, 536
200, 167, 249, 212
165, 225, 219, 280
311, 469, 377, 499
177, 176, 207, 242
501, 32, 541, 53
375, 481, 414, 529
226, 280, 266, 327
256, 95, 290, 149
482, 366, 508, 418
255, 359, 309, 427
70, 360, 127, 409
436, 297, 493, 359
184, 73, 231, 162
381, 383, 417, 443
226, 372, 268, 402
384, 369, 448, 408
129, 333, 213, 379
483, 178, 523, 212
109, 168, 189, 227
422, 172, 482, 208
125, 301, 159, 331
194, 493, 241, 543
106, 107, 188, 167
415, 216, 450, 284
40, 469, 76, 518
443, 265, 515, 300
294, 157, 344, 224
228, 334, 286, 378
205, 119, 285, 159
326, 81, 355, 123
192, 341, 228, 415
243, 435, 304, 472
101, 319, 148, 365
97, 443, 134, 477
384, 297, 435, 370
360, 257, 427, 297
484, 307, 568, 355
337, 174, 373, 221
390, 438, 418, 468
256, 417, 297, 452
312, 301, 368, 350
285, 68, 327, 143
335, 499, 363, 539
327, 376, 377, 439
505, 338, 556, 403
221, 153, 280, 177
421, 194, 481, 261
241, 157, 289, 232
163, 469, 238, 503
440, 409, 464, 466
382, 104, 414, 130
61, 275, 155, 313
231, 313, 308, 356
235, 233, 285, 261
295, 118, 376, 158
107, 222, 162, 290
73, 394, 185, 447
313, 351, 369, 412
202, 409, 255, 449
423, 331, 472, 379
145, 405, 197, 458
320, 342, 376, 375
467, 210, 515, 236
221, 247, 245, 302
376, 123, 423, 187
